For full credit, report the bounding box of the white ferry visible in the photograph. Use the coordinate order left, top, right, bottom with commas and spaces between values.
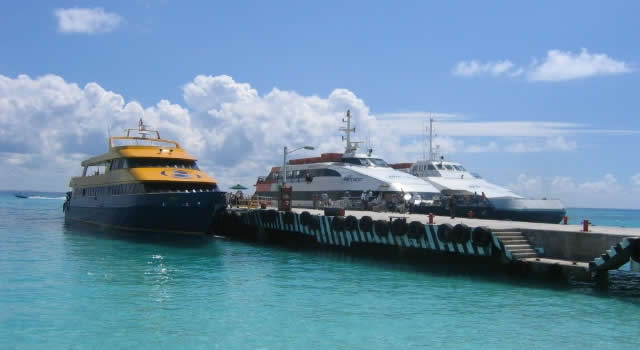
254, 111, 441, 209
392, 118, 567, 223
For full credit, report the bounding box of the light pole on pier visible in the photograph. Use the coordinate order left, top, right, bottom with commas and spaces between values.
282, 145, 314, 185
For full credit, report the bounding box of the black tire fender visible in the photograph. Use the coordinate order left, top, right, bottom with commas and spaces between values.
437, 223, 453, 242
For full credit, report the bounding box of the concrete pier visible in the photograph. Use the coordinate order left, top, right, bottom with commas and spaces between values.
213, 208, 640, 284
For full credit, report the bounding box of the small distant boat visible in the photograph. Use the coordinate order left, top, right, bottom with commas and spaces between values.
14, 193, 29, 199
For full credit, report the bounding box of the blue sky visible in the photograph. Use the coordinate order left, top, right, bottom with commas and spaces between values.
1, 1, 639, 208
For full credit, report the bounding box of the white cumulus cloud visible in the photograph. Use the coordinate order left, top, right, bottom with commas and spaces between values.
529, 49, 631, 81
452, 48, 631, 82
632, 173, 640, 187
0, 73, 637, 205
507, 173, 639, 208
505, 136, 577, 153
54, 8, 123, 34
452, 60, 522, 77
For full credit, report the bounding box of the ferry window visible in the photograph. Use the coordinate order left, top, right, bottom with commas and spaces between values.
369, 159, 389, 167
308, 168, 341, 177
127, 158, 198, 169
343, 158, 365, 166
427, 164, 436, 171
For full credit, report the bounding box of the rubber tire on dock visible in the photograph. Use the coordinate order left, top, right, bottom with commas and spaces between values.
408, 221, 425, 239
324, 207, 344, 216
266, 209, 278, 223
391, 219, 409, 236
437, 223, 453, 243
332, 216, 346, 232
452, 223, 471, 243
471, 226, 492, 246
300, 211, 312, 226
309, 215, 320, 230
359, 216, 373, 233
345, 216, 358, 231
374, 220, 390, 237
284, 211, 295, 225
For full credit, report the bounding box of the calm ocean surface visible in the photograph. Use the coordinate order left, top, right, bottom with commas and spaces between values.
1, 191, 639, 349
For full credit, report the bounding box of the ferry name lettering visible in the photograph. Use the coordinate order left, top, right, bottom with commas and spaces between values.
343, 175, 363, 182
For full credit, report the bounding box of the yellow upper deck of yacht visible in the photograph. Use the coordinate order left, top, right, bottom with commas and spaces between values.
69, 120, 216, 188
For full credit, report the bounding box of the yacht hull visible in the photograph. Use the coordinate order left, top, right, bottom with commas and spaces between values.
64, 191, 227, 234
410, 197, 566, 224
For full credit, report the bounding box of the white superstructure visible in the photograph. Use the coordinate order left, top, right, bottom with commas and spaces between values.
392, 117, 566, 223
255, 110, 440, 208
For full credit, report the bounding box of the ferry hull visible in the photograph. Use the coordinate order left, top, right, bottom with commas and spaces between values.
410, 197, 566, 224
65, 191, 227, 234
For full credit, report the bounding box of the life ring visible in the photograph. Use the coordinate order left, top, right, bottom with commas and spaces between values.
359, 216, 373, 232
408, 221, 425, 239
437, 223, 453, 242
452, 223, 471, 243
332, 216, 346, 231
391, 219, 408, 236
374, 220, 389, 236
345, 215, 358, 231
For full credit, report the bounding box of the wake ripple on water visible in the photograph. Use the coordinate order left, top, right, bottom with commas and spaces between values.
27, 196, 65, 200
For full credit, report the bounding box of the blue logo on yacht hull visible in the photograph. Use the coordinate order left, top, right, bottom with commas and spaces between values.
161, 170, 199, 179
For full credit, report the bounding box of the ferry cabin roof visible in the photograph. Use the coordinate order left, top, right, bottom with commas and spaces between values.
70, 136, 216, 189
81, 136, 196, 167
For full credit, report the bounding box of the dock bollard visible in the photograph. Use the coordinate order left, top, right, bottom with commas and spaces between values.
428, 213, 434, 225
563, 216, 568, 225
582, 219, 590, 232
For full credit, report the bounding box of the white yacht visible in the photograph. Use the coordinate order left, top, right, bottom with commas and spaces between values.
392, 118, 566, 223
255, 111, 441, 208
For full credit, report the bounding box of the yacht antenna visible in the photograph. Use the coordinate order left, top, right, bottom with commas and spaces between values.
428, 114, 434, 161
339, 110, 360, 153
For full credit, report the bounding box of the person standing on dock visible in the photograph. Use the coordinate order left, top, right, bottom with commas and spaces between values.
448, 195, 457, 219
360, 191, 368, 210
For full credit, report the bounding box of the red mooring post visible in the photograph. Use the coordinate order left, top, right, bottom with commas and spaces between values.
582, 219, 590, 232
428, 213, 434, 225
563, 216, 568, 225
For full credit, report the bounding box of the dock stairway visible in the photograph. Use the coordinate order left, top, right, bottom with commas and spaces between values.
493, 231, 538, 260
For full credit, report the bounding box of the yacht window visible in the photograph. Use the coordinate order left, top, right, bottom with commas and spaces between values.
453, 165, 463, 171
369, 158, 389, 167
308, 168, 341, 177
427, 164, 436, 171
471, 172, 482, 179
436, 163, 444, 170
444, 165, 454, 170
343, 158, 362, 166
458, 166, 466, 171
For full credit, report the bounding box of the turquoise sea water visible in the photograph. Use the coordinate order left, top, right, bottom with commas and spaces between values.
1, 192, 640, 349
